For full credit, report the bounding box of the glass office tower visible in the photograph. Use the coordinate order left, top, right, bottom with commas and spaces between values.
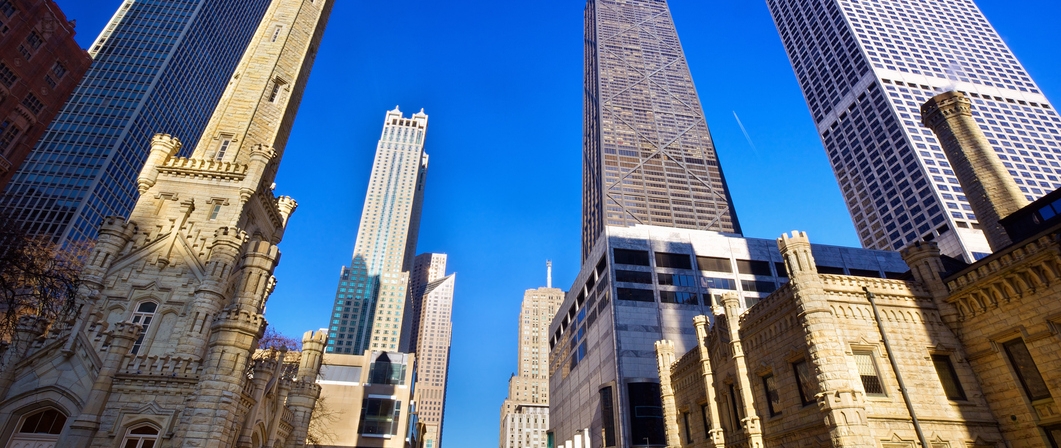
1, 0, 270, 243
582, 0, 742, 261
767, 0, 1061, 261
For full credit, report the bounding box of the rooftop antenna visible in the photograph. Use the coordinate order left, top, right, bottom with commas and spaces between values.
547, 260, 553, 288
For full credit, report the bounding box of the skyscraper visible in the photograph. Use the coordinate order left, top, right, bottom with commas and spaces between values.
411, 266, 455, 448
499, 263, 562, 448
326, 107, 429, 354
400, 252, 448, 353
582, 0, 741, 260
1, 0, 271, 243
766, 0, 1061, 261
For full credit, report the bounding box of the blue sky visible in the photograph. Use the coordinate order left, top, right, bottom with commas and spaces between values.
55, 0, 1061, 445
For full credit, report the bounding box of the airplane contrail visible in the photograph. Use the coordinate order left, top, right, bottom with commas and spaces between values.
733, 111, 760, 157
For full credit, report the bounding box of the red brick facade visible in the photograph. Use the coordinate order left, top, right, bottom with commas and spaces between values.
0, 0, 90, 189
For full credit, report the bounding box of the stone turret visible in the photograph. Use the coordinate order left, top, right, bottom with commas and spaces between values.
901, 241, 960, 332
720, 293, 763, 448
654, 340, 681, 448
137, 134, 182, 194
778, 231, 875, 447
59, 322, 141, 448
921, 91, 1029, 251
286, 330, 325, 448
692, 315, 725, 447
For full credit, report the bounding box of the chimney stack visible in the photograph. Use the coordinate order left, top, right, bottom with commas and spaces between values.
547, 260, 553, 289
921, 90, 1028, 251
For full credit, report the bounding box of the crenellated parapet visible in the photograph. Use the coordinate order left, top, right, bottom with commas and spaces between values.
945, 234, 1061, 320
157, 156, 250, 181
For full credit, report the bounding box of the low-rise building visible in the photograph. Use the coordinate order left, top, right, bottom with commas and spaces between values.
316, 351, 416, 448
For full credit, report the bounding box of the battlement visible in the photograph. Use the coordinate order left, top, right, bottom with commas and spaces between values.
158, 156, 249, 181
118, 354, 204, 378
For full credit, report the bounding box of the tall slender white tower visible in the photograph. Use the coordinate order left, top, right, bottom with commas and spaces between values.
325, 107, 429, 353
766, 0, 1061, 261
499, 265, 564, 448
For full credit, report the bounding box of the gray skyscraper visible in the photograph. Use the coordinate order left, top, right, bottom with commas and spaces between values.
766, 0, 1061, 261
1, 0, 271, 243
582, 0, 741, 260
326, 107, 429, 354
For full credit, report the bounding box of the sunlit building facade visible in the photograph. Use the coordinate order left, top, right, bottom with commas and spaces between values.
581, 0, 741, 261
766, 0, 1061, 261
1, 0, 270, 243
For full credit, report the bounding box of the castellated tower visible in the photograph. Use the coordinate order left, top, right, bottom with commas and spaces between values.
0, 0, 333, 447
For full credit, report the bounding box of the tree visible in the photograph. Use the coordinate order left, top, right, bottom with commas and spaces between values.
0, 211, 89, 344
258, 324, 302, 351
305, 395, 340, 448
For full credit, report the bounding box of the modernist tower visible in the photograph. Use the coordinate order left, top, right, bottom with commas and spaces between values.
582, 0, 742, 260
499, 264, 563, 448
400, 252, 448, 353
0, 0, 333, 445
411, 266, 455, 448
766, 0, 1061, 261
1, 0, 272, 244
325, 107, 428, 354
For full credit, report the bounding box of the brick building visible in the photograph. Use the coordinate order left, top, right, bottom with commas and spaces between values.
0, 0, 90, 189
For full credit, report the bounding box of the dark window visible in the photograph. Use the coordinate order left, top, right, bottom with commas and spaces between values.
51, 61, 67, 78
615, 270, 652, 284
0, 0, 16, 17
735, 259, 772, 276
25, 31, 42, 50
775, 262, 789, 277
21, 93, 43, 115
655, 252, 692, 269
817, 265, 846, 275
596, 255, 608, 276
793, 360, 816, 406
628, 382, 665, 446
659, 291, 697, 305
702, 277, 735, 290
696, 256, 732, 273
740, 280, 776, 294
600, 387, 616, 447
0, 120, 21, 154
357, 398, 401, 435
17, 408, 66, 434
1003, 339, 1051, 401
614, 248, 650, 266
0, 62, 16, 87
368, 354, 406, 385
762, 374, 781, 416
658, 273, 696, 286
1045, 424, 1061, 448
268, 82, 282, 102
727, 384, 742, 430
616, 288, 654, 302
932, 354, 967, 400
849, 268, 882, 278
854, 351, 885, 395
682, 412, 692, 443
700, 404, 711, 436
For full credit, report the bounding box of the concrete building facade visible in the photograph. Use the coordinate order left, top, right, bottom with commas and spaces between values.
411, 269, 454, 448
547, 225, 909, 448
500, 276, 563, 448
400, 253, 448, 354
766, 0, 1061, 261
0, 0, 333, 446
0, 0, 91, 190
581, 0, 741, 260
1, 0, 272, 244
316, 351, 416, 448
325, 107, 429, 354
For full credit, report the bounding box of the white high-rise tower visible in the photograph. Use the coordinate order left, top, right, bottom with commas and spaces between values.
767, 0, 1061, 261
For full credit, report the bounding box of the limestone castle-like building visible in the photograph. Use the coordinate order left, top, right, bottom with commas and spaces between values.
0, 0, 333, 446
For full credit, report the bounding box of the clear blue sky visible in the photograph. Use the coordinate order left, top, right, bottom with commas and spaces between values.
55, 0, 1061, 445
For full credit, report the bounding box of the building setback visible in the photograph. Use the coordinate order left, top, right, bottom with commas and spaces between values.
0, 0, 333, 445
766, 0, 1061, 261
1, 0, 271, 244
499, 266, 563, 448
582, 0, 741, 261
0, 0, 91, 190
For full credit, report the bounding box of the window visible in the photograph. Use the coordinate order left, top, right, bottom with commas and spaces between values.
21, 93, 44, 115
215, 138, 231, 160
740, 279, 776, 293
130, 301, 158, 355
15, 408, 67, 434
599, 387, 616, 447
854, 351, 885, 395
735, 259, 773, 276
271, 25, 283, 42
268, 82, 283, 102
655, 252, 692, 269
762, 374, 781, 416
0, 61, 16, 86
120, 425, 159, 448
793, 360, 816, 406
614, 248, 650, 266
682, 412, 693, 443
358, 398, 401, 435
368, 354, 406, 385
51, 61, 67, 78
1003, 339, 1051, 401
616, 287, 654, 302
628, 382, 665, 446
931, 355, 967, 400
700, 403, 711, 436
208, 204, 222, 220
615, 270, 652, 284
658, 273, 696, 286
25, 31, 42, 50
0, 120, 20, 155
0, 0, 16, 17
1045, 424, 1061, 448
696, 256, 732, 273
659, 291, 697, 305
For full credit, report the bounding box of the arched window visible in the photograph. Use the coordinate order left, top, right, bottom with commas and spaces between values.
5, 408, 67, 448
120, 425, 159, 448
130, 301, 158, 355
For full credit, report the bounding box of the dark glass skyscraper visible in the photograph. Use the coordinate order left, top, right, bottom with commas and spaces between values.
582, 0, 741, 260
1, 0, 271, 243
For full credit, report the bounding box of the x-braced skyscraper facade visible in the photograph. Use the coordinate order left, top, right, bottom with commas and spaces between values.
1, 0, 271, 244
767, 0, 1061, 261
582, 0, 741, 260
326, 107, 428, 354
